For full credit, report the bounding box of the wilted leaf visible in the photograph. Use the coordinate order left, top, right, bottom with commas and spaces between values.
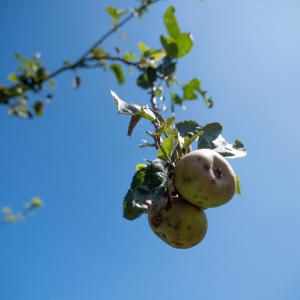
213, 136, 247, 159
111, 90, 159, 126
128, 115, 141, 137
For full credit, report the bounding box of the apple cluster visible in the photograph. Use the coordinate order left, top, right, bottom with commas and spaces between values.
148, 148, 237, 249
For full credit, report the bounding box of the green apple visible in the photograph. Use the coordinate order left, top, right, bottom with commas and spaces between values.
148, 196, 207, 249
174, 149, 236, 208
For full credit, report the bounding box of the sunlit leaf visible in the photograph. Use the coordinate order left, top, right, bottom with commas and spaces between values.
110, 64, 125, 85
163, 6, 180, 39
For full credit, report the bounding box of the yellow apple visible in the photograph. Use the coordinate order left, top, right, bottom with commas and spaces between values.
174, 149, 236, 208
148, 196, 207, 249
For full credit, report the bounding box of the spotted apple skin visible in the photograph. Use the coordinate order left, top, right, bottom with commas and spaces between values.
174, 149, 236, 208
148, 197, 207, 249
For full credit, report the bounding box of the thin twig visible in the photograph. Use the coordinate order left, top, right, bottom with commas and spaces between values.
2, 0, 163, 103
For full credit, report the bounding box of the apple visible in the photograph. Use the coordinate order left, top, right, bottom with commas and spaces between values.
148, 196, 207, 249
174, 149, 236, 208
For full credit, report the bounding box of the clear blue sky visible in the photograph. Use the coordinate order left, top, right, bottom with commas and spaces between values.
1, 0, 300, 299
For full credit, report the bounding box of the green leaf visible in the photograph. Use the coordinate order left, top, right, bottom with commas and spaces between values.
183, 130, 204, 150
160, 35, 178, 58
106, 6, 126, 25
143, 49, 166, 64
157, 116, 176, 136
171, 93, 182, 111
7, 73, 19, 83
157, 57, 177, 77
176, 120, 203, 150
136, 67, 157, 89
123, 190, 144, 220
91, 47, 107, 59
198, 122, 223, 149
157, 135, 178, 162
110, 64, 125, 85
236, 175, 241, 195
183, 78, 201, 100
123, 52, 136, 62
138, 42, 150, 53
176, 120, 201, 137
123, 160, 168, 221
28, 197, 44, 210
111, 90, 157, 123
176, 33, 193, 58
163, 6, 180, 39
135, 163, 146, 171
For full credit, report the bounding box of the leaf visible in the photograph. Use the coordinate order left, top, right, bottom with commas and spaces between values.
142, 49, 166, 65
160, 35, 178, 58
213, 136, 247, 159
176, 120, 203, 150
136, 67, 156, 89
138, 42, 150, 53
127, 115, 141, 137
106, 6, 126, 26
176, 120, 201, 137
176, 33, 193, 58
183, 78, 201, 100
111, 90, 158, 123
163, 6, 180, 39
123, 190, 144, 220
123, 52, 136, 62
123, 160, 168, 221
157, 57, 177, 77
8, 101, 32, 119
135, 163, 146, 171
183, 130, 204, 150
91, 47, 107, 59
28, 197, 44, 210
157, 135, 178, 162
110, 64, 125, 85
7, 73, 19, 83
157, 116, 176, 136
236, 175, 241, 195
198, 122, 223, 149
33, 101, 44, 116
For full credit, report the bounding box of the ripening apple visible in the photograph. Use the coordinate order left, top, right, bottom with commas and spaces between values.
148, 196, 208, 249
174, 149, 236, 208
